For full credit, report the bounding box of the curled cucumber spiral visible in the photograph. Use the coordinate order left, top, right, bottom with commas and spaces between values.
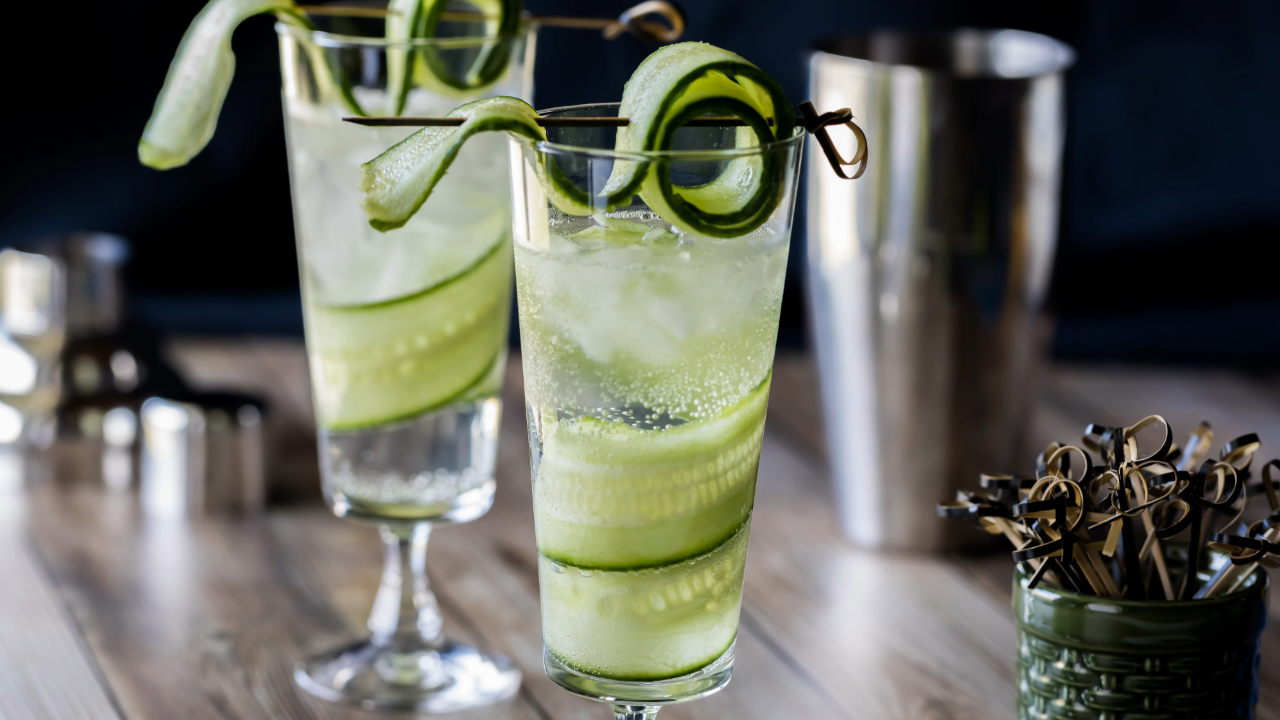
389, 0, 522, 113
141, 0, 522, 170
360, 42, 795, 237
139, 0, 297, 169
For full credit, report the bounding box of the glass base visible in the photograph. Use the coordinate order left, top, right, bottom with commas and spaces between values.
296, 637, 521, 713
330, 478, 496, 526
321, 397, 501, 525
543, 642, 734, 707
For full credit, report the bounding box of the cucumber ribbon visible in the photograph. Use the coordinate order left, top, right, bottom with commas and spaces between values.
387, 0, 521, 114
140, 0, 521, 170
359, 42, 796, 237
140, 0, 296, 169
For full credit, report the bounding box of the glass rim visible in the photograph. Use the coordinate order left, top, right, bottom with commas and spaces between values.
274, 18, 532, 50
531, 103, 806, 162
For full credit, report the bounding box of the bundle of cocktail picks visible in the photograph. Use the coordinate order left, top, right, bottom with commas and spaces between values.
939, 416, 1280, 600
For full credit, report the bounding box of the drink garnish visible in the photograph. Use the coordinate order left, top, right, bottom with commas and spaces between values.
139, 0, 299, 169
387, 0, 521, 114
139, 0, 514, 169
359, 42, 857, 236
140, 0, 686, 170
359, 96, 551, 231
139, 0, 376, 169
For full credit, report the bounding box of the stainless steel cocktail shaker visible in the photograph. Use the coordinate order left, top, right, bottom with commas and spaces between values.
806, 30, 1074, 550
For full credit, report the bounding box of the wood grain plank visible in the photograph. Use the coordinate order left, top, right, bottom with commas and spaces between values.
695, 352, 1022, 717
0, 497, 123, 720
767, 353, 829, 463
19, 352, 852, 720
21, 486, 541, 720
266, 512, 545, 720
1044, 364, 1280, 452
743, 431, 1019, 720
30, 342, 1280, 720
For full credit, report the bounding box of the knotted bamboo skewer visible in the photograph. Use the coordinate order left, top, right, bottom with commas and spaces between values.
940, 417, 1276, 601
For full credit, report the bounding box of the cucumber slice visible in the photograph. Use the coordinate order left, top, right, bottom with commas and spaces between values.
306, 236, 511, 430
385, 0, 426, 116
360, 97, 550, 231
358, 42, 794, 238
416, 0, 522, 95
539, 521, 749, 681
604, 43, 795, 237
389, 0, 520, 111
139, 0, 294, 169
140, 0, 366, 169
532, 376, 769, 569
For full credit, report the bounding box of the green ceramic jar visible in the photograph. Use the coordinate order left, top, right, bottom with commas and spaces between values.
1014, 565, 1269, 720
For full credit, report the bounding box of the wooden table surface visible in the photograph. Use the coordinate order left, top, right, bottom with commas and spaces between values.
4, 340, 1280, 720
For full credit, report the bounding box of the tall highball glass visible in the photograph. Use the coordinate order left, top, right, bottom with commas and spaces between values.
510, 104, 803, 719
277, 13, 533, 712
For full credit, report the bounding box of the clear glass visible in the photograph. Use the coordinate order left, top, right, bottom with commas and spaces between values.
510, 104, 803, 719
277, 14, 534, 712
0, 248, 66, 448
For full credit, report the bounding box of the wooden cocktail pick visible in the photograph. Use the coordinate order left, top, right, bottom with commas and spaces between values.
941, 416, 1276, 601
343, 103, 869, 180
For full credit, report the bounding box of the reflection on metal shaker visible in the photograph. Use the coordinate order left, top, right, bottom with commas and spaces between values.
806, 30, 1075, 551
141, 396, 265, 518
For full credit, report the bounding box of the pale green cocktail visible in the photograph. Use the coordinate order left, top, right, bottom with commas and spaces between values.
276, 15, 531, 711
282, 50, 519, 520
508, 93, 804, 710
518, 221, 789, 680
140, 0, 533, 708
355, 41, 805, 718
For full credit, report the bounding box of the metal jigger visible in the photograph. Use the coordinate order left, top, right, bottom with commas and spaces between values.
140, 394, 265, 518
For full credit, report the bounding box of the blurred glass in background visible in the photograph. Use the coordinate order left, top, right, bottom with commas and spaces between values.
1, 246, 66, 449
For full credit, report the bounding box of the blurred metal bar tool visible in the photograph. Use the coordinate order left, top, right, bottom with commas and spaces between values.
141, 394, 265, 519
806, 30, 1075, 551
0, 245, 66, 447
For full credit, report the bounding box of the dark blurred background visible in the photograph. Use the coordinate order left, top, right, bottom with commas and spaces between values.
2, 0, 1278, 363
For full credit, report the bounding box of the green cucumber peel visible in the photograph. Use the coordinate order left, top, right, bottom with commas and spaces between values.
359, 42, 794, 238
547, 634, 737, 683
607, 46, 795, 237
417, 0, 521, 94
321, 348, 502, 431
315, 234, 505, 312
544, 372, 771, 464
140, 0, 526, 171
385, 0, 426, 116
140, 0, 292, 169
390, 0, 521, 112
311, 235, 512, 429
283, 9, 368, 119
139, 0, 363, 170
359, 96, 585, 231
532, 375, 770, 569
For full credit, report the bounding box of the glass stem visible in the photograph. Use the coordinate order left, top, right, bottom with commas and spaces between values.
612, 705, 660, 720
368, 522, 443, 650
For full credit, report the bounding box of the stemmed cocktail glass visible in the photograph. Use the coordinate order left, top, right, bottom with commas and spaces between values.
278, 13, 532, 712
509, 103, 804, 719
